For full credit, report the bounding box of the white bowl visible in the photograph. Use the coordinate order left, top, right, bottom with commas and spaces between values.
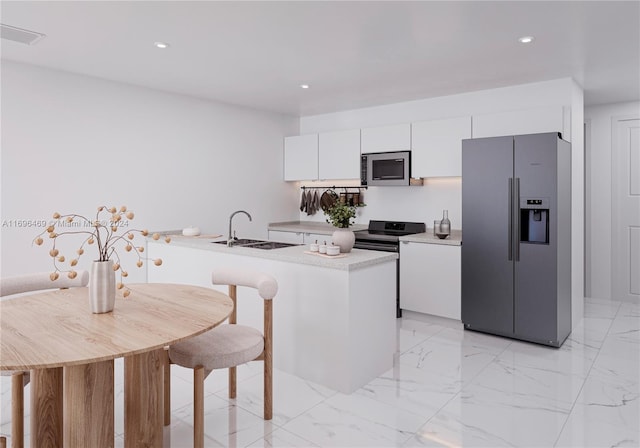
182, 227, 201, 237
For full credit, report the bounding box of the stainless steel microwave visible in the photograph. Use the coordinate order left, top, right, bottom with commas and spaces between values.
360, 151, 411, 186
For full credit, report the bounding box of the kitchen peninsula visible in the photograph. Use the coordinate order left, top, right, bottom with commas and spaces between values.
147, 236, 397, 393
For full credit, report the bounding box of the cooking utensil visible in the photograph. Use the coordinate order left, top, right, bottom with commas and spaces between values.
320, 190, 338, 211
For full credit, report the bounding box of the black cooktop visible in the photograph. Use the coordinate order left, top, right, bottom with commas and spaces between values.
354, 220, 426, 241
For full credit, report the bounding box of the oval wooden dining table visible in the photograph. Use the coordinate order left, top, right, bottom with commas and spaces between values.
0, 283, 233, 448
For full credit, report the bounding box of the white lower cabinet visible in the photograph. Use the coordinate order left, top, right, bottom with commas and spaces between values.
268, 229, 331, 245
268, 230, 304, 243
304, 232, 331, 245
400, 241, 461, 320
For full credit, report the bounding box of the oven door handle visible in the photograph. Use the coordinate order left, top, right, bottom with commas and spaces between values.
353, 241, 399, 252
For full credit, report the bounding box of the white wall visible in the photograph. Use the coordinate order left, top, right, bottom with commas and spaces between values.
298, 78, 585, 325
0, 61, 298, 280
570, 80, 585, 322
301, 79, 575, 133
584, 101, 640, 300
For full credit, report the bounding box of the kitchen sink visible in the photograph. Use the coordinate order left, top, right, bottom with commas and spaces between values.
245, 241, 299, 250
212, 239, 299, 250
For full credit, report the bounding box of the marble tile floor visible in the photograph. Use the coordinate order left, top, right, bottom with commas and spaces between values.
1, 296, 638, 447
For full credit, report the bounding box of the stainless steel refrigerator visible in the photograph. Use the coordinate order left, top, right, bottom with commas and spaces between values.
461, 132, 571, 347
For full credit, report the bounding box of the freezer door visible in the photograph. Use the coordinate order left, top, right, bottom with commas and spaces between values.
514, 133, 560, 343
462, 136, 515, 335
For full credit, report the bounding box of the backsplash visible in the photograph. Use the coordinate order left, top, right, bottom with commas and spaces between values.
297, 178, 462, 230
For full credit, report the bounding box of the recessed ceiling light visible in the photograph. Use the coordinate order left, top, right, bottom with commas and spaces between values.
154, 41, 170, 49
518, 36, 534, 44
300, 84, 310, 89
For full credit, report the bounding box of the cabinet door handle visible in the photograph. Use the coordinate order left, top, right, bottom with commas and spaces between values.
402, 241, 409, 244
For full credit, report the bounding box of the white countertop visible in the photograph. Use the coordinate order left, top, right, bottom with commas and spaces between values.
268, 220, 368, 235
269, 221, 461, 245
399, 229, 462, 246
151, 235, 397, 271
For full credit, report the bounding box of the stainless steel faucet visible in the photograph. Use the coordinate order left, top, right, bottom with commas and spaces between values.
228, 210, 252, 246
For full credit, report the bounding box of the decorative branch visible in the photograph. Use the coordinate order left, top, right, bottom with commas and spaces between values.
33, 205, 171, 297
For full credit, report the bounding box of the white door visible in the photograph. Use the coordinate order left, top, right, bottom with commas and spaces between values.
612, 118, 640, 302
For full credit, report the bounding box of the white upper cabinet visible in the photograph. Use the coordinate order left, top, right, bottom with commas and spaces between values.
472, 105, 570, 141
319, 129, 361, 180
411, 116, 471, 178
284, 134, 318, 181
361, 123, 411, 153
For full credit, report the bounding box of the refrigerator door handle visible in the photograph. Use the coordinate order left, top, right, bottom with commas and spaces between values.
515, 177, 521, 262
508, 177, 513, 261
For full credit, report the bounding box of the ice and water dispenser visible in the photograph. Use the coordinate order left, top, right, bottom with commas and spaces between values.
520, 198, 549, 244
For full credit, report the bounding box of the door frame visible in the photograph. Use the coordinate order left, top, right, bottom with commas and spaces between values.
611, 114, 640, 302
584, 119, 591, 298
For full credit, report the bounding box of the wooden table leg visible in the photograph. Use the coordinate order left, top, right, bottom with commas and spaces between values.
30, 368, 63, 448
64, 360, 114, 447
124, 349, 163, 448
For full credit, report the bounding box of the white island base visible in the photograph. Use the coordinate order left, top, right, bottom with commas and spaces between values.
148, 239, 397, 393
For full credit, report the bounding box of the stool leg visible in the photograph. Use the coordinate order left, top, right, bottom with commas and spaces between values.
264, 358, 272, 421
229, 366, 236, 399
194, 366, 205, 448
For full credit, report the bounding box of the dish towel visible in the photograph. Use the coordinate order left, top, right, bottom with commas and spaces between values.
300, 190, 307, 212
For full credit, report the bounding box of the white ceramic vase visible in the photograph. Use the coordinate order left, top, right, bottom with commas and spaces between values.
332, 228, 355, 253
89, 260, 115, 313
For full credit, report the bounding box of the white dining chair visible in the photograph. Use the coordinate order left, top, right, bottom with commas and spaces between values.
0, 271, 89, 448
165, 268, 277, 448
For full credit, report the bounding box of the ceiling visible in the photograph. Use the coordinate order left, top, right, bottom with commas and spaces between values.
1, 1, 639, 116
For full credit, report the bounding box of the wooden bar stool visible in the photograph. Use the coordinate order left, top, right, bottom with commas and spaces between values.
164, 268, 277, 447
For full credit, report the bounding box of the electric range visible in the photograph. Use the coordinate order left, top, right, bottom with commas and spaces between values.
354, 220, 426, 317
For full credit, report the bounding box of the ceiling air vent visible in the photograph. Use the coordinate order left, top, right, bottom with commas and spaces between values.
1, 23, 46, 45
